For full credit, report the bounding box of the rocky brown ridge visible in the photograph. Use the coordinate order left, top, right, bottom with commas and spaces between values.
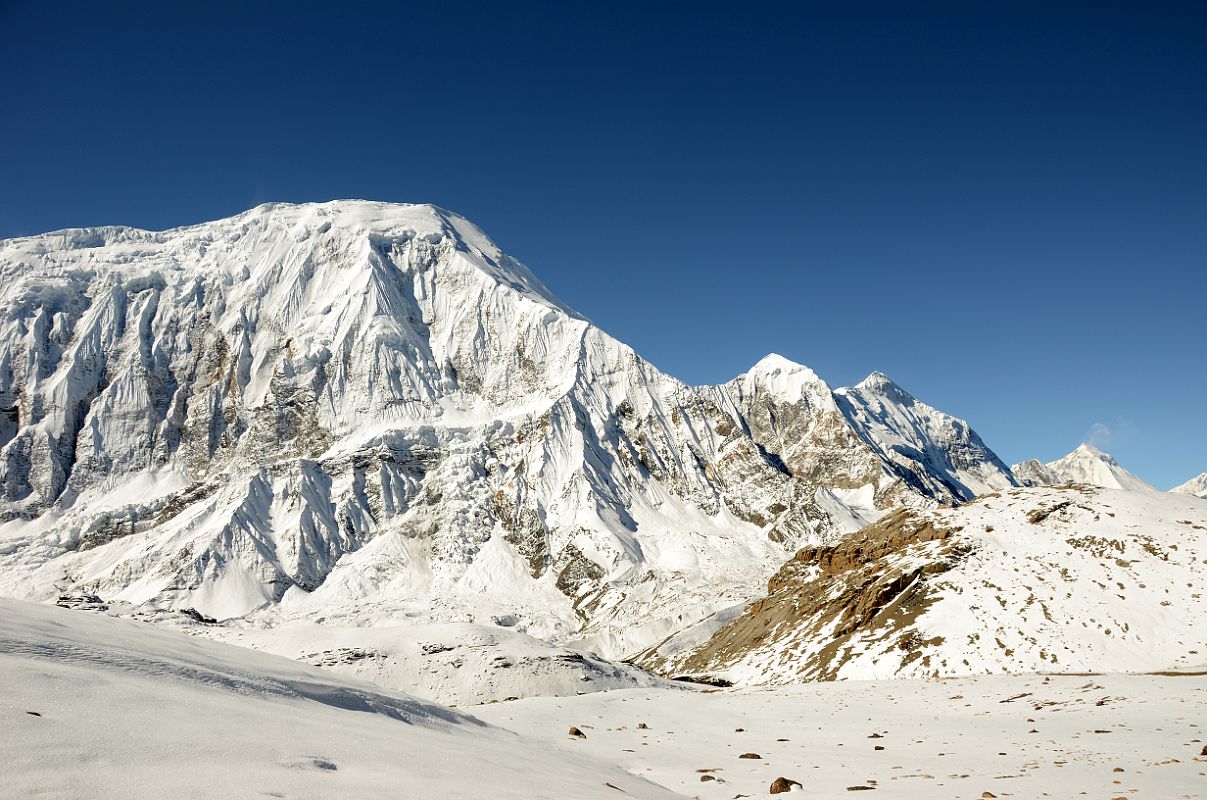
640, 507, 971, 680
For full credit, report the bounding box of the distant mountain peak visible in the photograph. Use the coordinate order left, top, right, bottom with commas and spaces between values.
856, 370, 895, 390
1071, 442, 1111, 460
1012, 444, 1158, 493
851, 370, 917, 405
1171, 473, 1207, 499
749, 352, 810, 374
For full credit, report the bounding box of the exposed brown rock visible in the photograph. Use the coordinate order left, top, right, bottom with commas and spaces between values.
646, 507, 968, 680
769, 777, 802, 794
568, 726, 586, 739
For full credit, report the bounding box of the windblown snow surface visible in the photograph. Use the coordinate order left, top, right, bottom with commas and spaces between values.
5, 597, 1204, 800
0, 598, 678, 800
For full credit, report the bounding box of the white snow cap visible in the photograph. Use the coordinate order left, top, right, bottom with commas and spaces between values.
741, 353, 829, 403
1073, 442, 1111, 459
853, 370, 915, 404
1043, 443, 1160, 494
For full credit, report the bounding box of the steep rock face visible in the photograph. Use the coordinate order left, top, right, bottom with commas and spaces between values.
1012, 444, 1159, 494
1011, 459, 1060, 487
642, 486, 1207, 682
0, 201, 1016, 660
715, 357, 911, 505
835, 372, 1017, 500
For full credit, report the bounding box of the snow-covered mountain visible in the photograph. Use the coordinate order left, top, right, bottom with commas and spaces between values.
0, 201, 1014, 667
835, 372, 1017, 500
639, 485, 1207, 683
1012, 443, 1159, 493
1171, 473, 1207, 499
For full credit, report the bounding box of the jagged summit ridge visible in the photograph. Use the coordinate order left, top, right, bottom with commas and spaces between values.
0, 201, 1016, 661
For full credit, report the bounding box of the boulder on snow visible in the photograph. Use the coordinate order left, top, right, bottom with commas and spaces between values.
770, 776, 802, 794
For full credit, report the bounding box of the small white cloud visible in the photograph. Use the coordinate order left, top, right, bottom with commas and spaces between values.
1086, 422, 1113, 448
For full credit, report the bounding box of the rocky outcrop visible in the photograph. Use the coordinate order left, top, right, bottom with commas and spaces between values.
640, 507, 967, 680
638, 486, 1207, 682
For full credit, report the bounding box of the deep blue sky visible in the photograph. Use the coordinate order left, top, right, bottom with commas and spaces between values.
2, 1, 1204, 487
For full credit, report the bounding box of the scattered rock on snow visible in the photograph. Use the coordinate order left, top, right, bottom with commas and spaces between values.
769, 777, 802, 794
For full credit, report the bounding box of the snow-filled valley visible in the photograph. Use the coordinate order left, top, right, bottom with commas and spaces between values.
5, 597, 1204, 799
1, 201, 1205, 799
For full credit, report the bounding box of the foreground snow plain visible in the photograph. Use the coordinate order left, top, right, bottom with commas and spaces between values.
0, 598, 677, 800
5, 596, 1205, 799
477, 675, 1207, 799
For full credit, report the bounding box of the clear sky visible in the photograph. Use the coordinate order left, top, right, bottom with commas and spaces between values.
1, 1, 1204, 487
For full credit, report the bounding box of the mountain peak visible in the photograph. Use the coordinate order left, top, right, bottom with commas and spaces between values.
1061, 443, 1128, 471
856, 370, 898, 391
738, 353, 828, 404
749, 352, 811, 375
1071, 442, 1114, 462
1170, 473, 1207, 498
1025, 444, 1160, 493
849, 371, 917, 405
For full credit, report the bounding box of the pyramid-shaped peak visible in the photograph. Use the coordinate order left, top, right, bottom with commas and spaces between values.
1069, 442, 1116, 463
749, 353, 816, 376
737, 353, 830, 404
853, 370, 916, 401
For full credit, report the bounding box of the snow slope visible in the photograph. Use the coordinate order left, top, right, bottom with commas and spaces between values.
1013, 443, 1160, 493
0, 201, 1014, 665
204, 619, 673, 706
1172, 473, 1207, 499
643, 486, 1207, 682
0, 598, 679, 800
477, 676, 1207, 800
